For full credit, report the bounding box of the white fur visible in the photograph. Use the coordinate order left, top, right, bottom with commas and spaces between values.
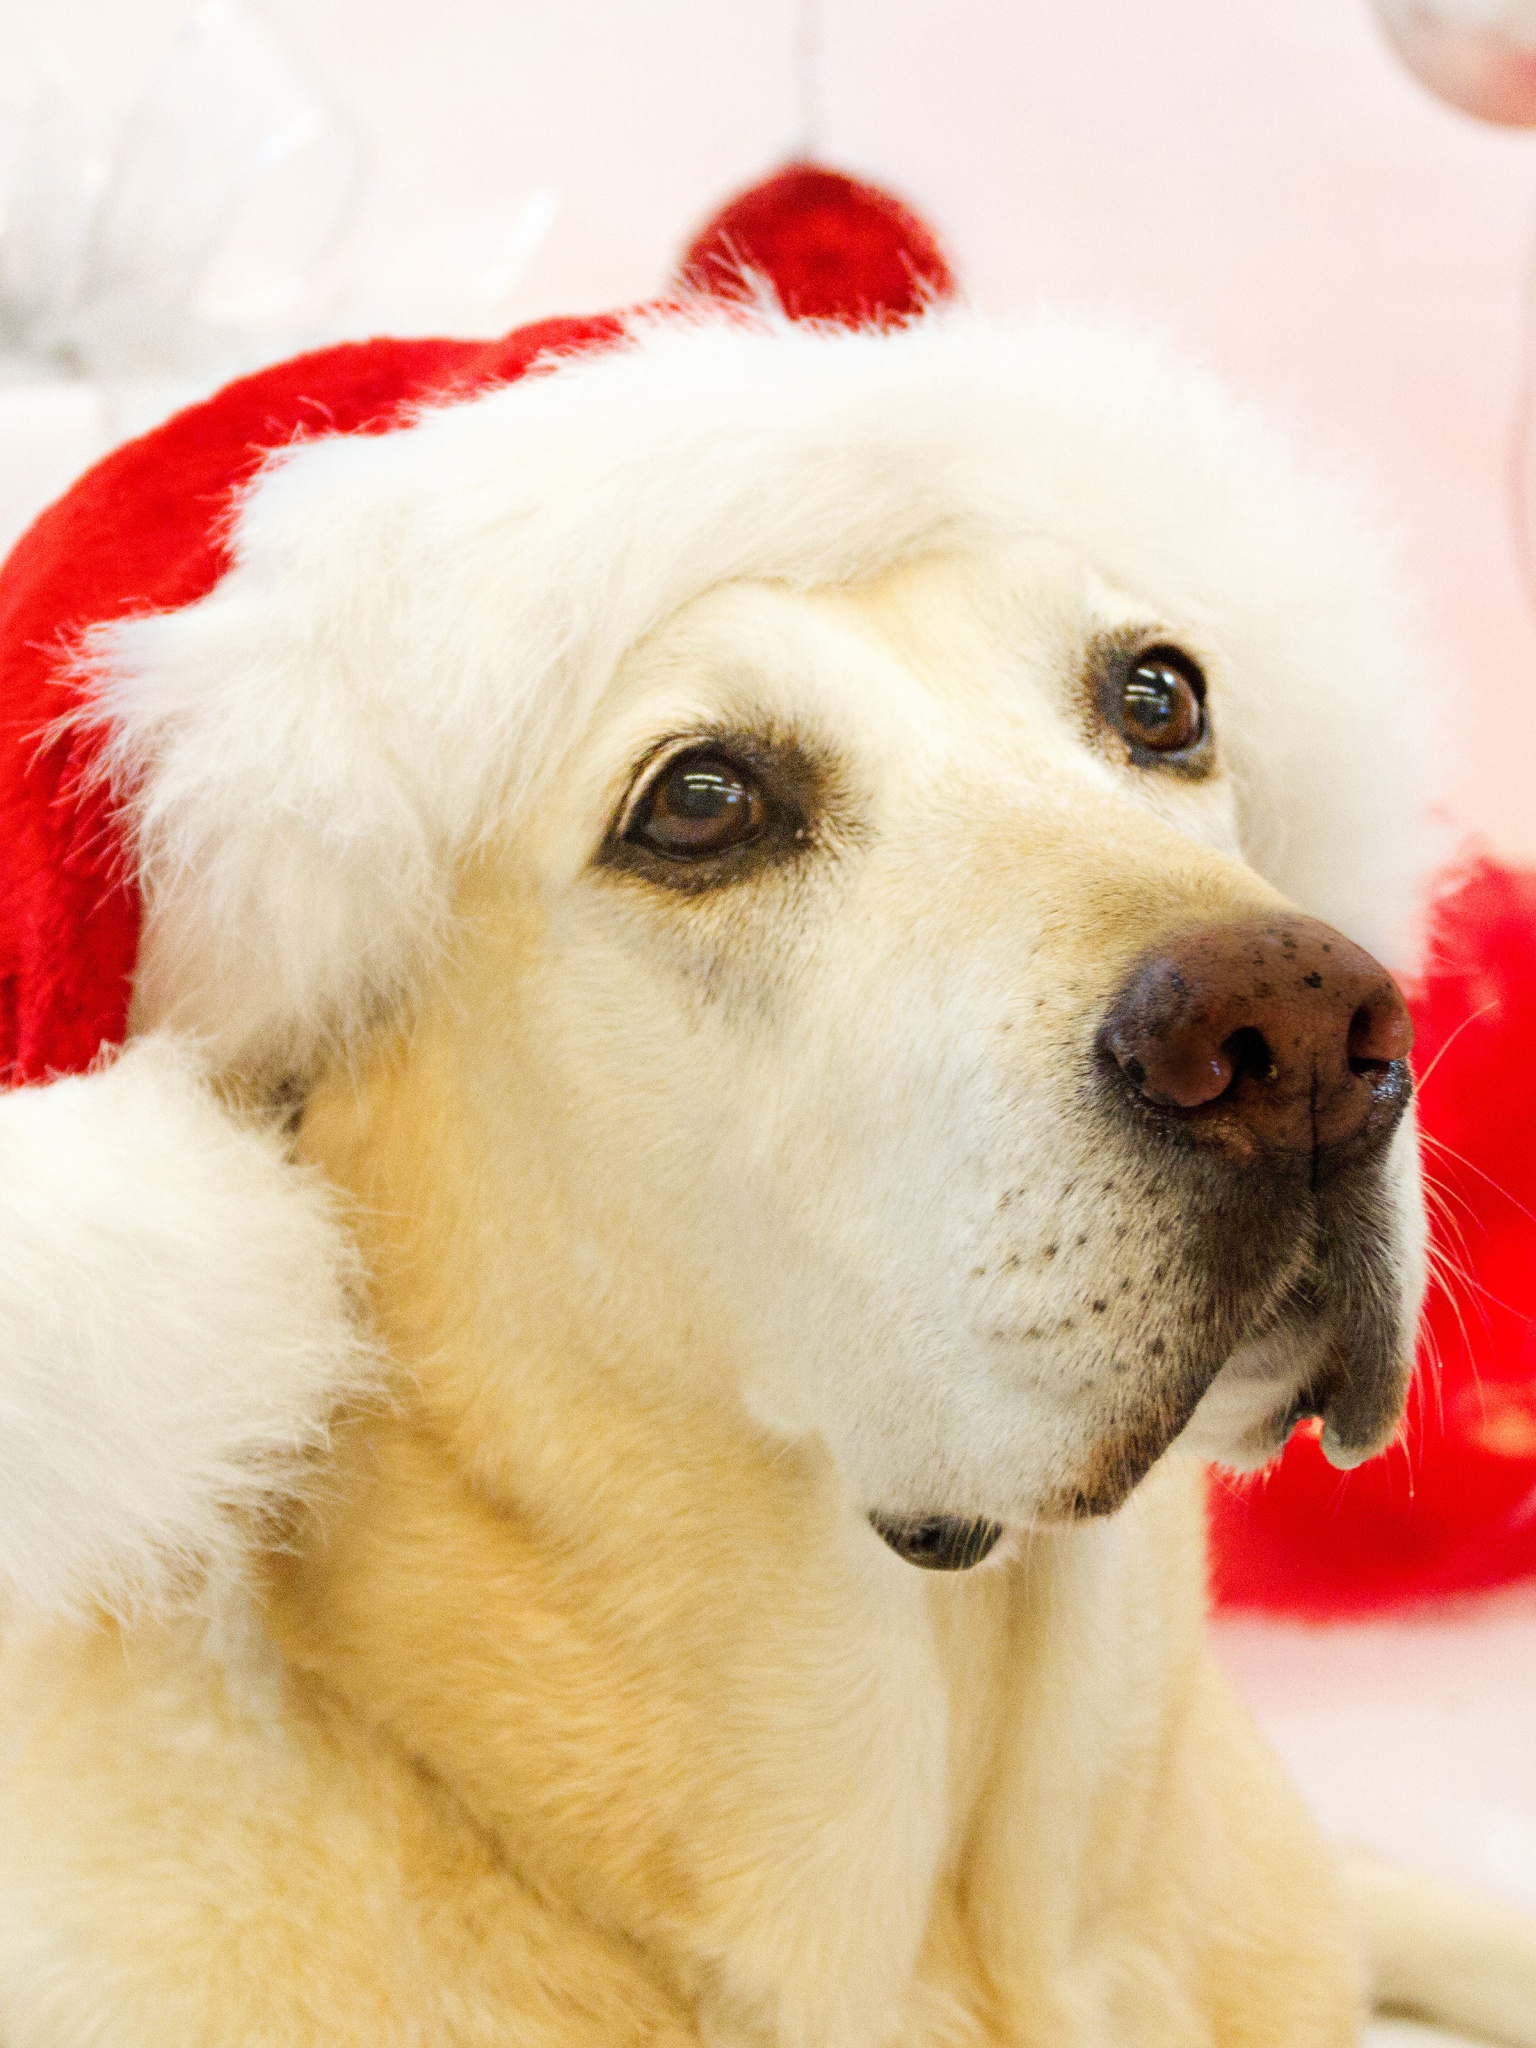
0, 1038, 375, 1615
81, 304, 1447, 1075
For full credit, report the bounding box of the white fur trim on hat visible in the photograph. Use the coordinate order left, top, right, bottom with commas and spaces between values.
81, 303, 1448, 1078
0, 1038, 376, 1616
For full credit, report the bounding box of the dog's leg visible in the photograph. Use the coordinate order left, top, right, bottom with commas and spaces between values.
1347, 1853, 1536, 2048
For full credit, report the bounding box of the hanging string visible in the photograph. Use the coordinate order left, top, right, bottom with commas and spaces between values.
1506, 176, 1536, 626
793, 0, 823, 162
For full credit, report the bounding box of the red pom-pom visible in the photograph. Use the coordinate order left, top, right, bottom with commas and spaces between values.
1210, 860, 1536, 1614
678, 162, 957, 327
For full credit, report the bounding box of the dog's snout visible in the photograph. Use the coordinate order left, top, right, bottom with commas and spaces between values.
1096, 916, 1413, 1162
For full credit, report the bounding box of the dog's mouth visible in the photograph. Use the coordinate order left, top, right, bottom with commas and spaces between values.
1057, 1176, 1413, 1523
869, 1513, 1006, 1570
870, 1156, 1415, 1570
1179, 1282, 1411, 1478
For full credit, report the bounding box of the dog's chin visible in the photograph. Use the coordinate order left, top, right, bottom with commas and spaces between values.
871, 1279, 1417, 1568
1178, 1307, 1411, 1476
869, 1513, 1008, 1570
1176, 1324, 1326, 1473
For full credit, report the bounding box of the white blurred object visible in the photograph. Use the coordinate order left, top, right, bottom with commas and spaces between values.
1373, 0, 1536, 125
0, 0, 559, 390
76, 0, 361, 372
338, 187, 561, 342
0, 2, 362, 378
1218, 1598, 1536, 2045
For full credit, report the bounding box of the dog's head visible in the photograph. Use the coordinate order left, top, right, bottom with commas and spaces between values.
100, 311, 1441, 1567
445, 540, 1426, 1563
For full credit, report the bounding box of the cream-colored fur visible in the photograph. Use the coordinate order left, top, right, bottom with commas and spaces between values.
0, 548, 1509, 2045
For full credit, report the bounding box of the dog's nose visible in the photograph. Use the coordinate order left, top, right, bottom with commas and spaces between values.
1096, 916, 1413, 1162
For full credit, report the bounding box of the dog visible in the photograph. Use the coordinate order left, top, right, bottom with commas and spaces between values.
1, 303, 1533, 2045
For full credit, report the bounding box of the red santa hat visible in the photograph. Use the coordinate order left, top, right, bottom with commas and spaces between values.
0, 165, 1456, 1614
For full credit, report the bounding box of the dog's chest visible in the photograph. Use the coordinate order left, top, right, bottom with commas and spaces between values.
677, 1557, 1081, 2048
679, 1510, 1194, 2048
256, 1412, 1195, 2048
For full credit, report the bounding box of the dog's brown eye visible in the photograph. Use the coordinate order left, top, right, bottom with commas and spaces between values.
629, 750, 766, 857
1120, 649, 1206, 755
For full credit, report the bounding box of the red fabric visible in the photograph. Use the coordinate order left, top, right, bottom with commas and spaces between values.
678, 162, 957, 325
0, 315, 620, 1085
1210, 860, 1536, 1614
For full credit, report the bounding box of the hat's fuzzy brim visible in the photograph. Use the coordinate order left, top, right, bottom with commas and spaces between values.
0, 1038, 376, 1617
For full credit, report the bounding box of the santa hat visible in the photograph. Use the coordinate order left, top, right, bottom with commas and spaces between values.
0, 165, 1448, 1614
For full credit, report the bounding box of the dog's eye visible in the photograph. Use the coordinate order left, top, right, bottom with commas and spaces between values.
1119, 648, 1206, 756
628, 750, 766, 858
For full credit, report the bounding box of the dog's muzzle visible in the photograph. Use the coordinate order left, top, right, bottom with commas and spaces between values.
1093, 911, 1417, 1476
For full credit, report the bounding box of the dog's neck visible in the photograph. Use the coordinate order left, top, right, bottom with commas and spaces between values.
271, 991, 1208, 2047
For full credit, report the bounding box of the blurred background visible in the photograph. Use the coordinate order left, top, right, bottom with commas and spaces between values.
3, 4, 1534, 2026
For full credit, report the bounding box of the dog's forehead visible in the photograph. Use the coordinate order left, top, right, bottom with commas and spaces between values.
599, 539, 1186, 755
829, 545, 1182, 694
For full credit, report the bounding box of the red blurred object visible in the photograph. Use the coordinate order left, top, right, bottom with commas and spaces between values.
678, 161, 957, 326
1211, 860, 1536, 1613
